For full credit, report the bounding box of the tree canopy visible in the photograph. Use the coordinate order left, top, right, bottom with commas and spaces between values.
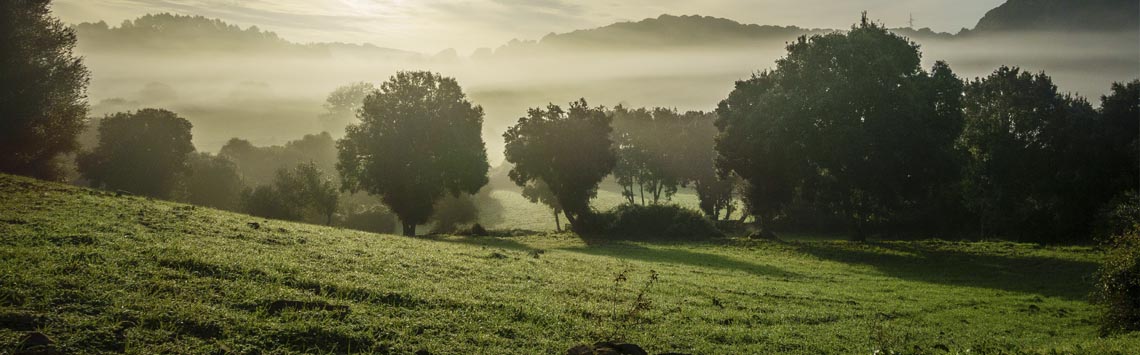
0, 0, 90, 180
715, 17, 965, 239
337, 71, 489, 236
78, 109, 195, 198
960, 67, 1128, 242
503, 99, 616, 231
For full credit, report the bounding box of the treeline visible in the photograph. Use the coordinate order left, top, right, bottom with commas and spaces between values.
3, 3, 1138, 244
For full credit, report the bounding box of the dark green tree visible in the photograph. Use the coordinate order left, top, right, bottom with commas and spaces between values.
1, 0, 90, 180
337, 71, 489, 236
78, 109, 195, 198
715, 16, 965, 240
182, 152, 243, 211
503, 99, 616, 231
1099, 81, 1140, 193
961, 67, 1118, 242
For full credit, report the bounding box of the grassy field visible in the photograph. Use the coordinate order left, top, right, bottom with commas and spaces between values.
0, 173, 1137, 354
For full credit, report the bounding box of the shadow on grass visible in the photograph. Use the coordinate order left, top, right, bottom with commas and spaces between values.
561, 243, 799, 278
792, 241, 1100, 301
422, 234, 542, 253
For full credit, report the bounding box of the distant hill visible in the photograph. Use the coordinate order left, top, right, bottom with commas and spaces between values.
970, 0, 1139, 33
484, 14, 954, 58
74, 13, 420, 59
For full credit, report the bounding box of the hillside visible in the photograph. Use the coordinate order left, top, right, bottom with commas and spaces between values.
486, 14, 953, 57
971, 0, 1139, 33
1, 173, 1137, 354
74, 13, 420, 60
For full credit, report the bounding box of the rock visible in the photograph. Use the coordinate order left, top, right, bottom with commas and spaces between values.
19, 332, 52, 348
614, 343, 648, 355
567, 344, 593, 355
247, 222, 261, 230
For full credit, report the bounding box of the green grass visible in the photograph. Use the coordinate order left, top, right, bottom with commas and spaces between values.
0, 173, 1137, 354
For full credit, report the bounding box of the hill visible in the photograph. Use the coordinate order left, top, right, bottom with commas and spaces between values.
1, 173, 1137, 353
971, 0, 1140, 33
74, 13, 420, 60
485, 14, 953, 57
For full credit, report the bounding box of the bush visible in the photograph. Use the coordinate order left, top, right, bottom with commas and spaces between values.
600, 204, 723, 241
1094, 226, 1140, 335
1094, 191, 1140, 242
340, 205, 398, 234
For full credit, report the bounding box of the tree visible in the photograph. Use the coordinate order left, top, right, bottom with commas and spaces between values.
319, 82, 375, 136
242, 185, 298, 221
1099, 81, 1140, 194
715, 16, 965, 240
337, 71, 489, 236
0, 0, 90, 180
503, 99, 616, 231
276, 162, 340, 225
241, 162, 340, 224
960, 67, 1114, 242
522, 178, 564, 231
78, 109, 195, 198
219, 132, 337, 186
182, 152, 243, 211
611, 107, 684, 205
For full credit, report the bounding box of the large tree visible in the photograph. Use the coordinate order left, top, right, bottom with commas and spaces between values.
961, 67, 1119, 242
503, 99, 616, 231
1, 0, 90, 180
715, 16, 964, 240
78, 109, 195, 198
337, 71, 489, 236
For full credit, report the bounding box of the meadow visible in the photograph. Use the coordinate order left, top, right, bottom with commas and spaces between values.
1, 173, 1136, 354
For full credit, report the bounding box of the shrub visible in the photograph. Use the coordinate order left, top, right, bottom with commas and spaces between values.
340, 205, 398, 234
1094, 191, 1140, 242
1094, 226, 1140, 335
602, 204, 722, 240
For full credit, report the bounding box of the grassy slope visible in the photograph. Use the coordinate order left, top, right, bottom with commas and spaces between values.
0, 174, 1137, 354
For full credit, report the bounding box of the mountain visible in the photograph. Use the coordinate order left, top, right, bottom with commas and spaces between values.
970, 0, 1139, 33
74, 13, 420, 59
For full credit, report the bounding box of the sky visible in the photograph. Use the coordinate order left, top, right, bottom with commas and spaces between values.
53, 0, 1006, 54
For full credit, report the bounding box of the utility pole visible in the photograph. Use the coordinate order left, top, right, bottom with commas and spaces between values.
909, 13, 915, 28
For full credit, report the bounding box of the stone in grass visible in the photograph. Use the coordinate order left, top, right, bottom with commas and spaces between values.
19, 332, 53, 348
16, 332, 63, 355
566, 342, 654, 355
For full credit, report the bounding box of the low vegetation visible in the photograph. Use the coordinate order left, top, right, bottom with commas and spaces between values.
2, 174, 1137, 354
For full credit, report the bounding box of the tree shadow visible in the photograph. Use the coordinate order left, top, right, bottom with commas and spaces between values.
422, 234, 542, 253
560, 242, 799, 279
791, 241, 1100, 301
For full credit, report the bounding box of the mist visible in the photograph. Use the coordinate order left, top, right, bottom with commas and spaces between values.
77, 30, 1139, 167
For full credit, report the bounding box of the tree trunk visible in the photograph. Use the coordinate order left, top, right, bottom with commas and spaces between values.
850, 220, 868, 242
553, 210, 562, 232
563, 211, 579, 231
326, 212, 333, 226
402, 221, 416, 237
638, 182, 645, 205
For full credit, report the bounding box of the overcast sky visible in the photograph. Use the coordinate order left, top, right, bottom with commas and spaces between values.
54, 0, 1006, 54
